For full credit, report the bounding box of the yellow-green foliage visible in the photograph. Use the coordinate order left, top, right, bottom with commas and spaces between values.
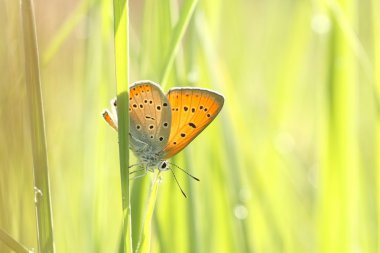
1, 0, 379, 252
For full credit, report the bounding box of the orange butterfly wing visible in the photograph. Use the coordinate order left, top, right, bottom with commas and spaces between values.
162, 87, 224, 159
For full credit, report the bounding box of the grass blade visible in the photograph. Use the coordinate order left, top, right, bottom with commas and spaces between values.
0, 228, 32, 253
113, 0, 131, 252
160, 0, 199, 88
20, 0, 56, 252
42, 0, 90, 65
372, 0, 380, 247
318, 2, 360, 252
135, 174, 160, 253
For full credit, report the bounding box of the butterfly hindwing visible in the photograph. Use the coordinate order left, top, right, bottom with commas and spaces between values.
129, 81, 171, 152
162, 87, 224, 159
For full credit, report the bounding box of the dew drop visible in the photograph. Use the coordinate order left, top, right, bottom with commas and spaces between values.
311, 14, 331, 34
234, 205, 248, 220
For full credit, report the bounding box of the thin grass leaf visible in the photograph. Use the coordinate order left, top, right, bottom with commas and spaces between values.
42, 0, 91, 65
20, 0, 56, 252
326, 0, 373, 82
113, 0, 131, 252
0, 228, 32, 253
372, 0, 380, 247
135, 174, 160, 253
318, 3, 360, 252
160, 0, 199, 88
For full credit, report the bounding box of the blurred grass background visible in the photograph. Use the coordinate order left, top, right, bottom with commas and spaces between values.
1, 0, 379, 252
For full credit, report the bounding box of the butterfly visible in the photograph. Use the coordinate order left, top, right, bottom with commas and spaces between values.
103, 80, 224, 185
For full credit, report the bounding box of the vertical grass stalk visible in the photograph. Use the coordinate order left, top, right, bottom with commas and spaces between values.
372, 0, 380, 248
21, 0, 55, 252
319, 1, 359, 252
113, 0, 131, 252
135, 174, 160, 253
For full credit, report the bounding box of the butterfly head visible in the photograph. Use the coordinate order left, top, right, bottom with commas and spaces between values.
158, 161, 169, 171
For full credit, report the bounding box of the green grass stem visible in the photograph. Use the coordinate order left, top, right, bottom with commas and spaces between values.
20, 0, 56, 252
372, 0, 380, 248
113, 0, 131, 252
319, 2, 359, 252
134, 174, 160, 253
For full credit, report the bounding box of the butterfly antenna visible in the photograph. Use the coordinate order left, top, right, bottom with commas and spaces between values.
169, 169, 187, 198
128, 163, 141, 169
167, 162, 200, 181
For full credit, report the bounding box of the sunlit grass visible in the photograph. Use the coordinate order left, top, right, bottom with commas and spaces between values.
21, 0, 55, 252
1, 0, 379, 252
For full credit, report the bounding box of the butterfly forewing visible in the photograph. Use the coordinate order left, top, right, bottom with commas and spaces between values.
162, 88, 224, 159
129, 81, 171, 152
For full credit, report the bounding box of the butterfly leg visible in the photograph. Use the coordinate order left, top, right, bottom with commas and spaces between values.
129, 163, 142, 169
129, 165, 148, 180
130, 171, 148, 180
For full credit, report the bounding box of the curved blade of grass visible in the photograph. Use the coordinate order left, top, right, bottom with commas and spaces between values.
20, 0, 56, 252
160, 0, 199, 89
0, 228, 32, 253
113, 0, 131, 252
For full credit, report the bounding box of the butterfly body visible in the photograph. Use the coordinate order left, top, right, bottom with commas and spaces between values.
103, 80, 224, 173
129, 134, 166, 171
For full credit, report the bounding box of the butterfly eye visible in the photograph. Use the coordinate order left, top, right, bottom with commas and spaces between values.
160, 162, 167, 169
